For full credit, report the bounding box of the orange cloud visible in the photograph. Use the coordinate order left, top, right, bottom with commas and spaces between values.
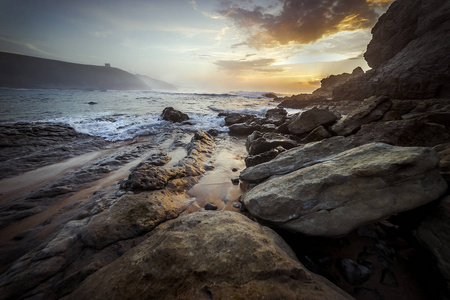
220, 0, 394, 48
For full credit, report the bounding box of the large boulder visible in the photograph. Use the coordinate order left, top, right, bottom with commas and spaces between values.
334, 0, 450, 100
241, 143, 447, 237
264, 107, 288, 125
246, 131, 297, 155
416, 195, 450, 290
331, 96, 392, 136
65, 211, 352, 300
240, 136, 354, 183
161, 107, 189, 123
288, 108, 338, 136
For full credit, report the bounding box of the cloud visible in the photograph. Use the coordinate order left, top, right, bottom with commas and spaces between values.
214, 58, 285, 73
219, 0, 393, 48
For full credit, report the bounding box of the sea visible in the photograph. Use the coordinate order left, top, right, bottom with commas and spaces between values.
0, 89, 289, 141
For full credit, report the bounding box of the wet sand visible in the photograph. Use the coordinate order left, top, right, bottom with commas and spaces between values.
0, 130, 248, 274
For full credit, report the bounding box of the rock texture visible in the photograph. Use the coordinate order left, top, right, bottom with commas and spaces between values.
242, 143, 447, 237
240, 136, 354, 183
65, 211, 352, 300
161, 107, 189, 123
334, 0, 450, 100
312, 67, 364, 98
288, 108, 338, 136
246, 131, 297, 155
416, 195, 450, 290
331, 96, 392, 136
0, 122, 107, 179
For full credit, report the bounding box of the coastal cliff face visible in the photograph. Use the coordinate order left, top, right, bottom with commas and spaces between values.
0, 52, 148, 90
333, 0, 450, 101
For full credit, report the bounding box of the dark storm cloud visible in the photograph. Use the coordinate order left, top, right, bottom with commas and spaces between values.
219, 0, 392, 48
214, 58, 285, 73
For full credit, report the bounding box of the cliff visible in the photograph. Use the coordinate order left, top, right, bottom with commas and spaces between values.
333, 0, 450, 101
0, 52, 148, 90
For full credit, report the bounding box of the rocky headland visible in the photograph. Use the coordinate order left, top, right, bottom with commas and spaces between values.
0, 52, 177, 91
1, 0, 450, 299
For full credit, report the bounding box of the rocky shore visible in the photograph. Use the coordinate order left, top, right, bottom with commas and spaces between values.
1, 0, 450, 299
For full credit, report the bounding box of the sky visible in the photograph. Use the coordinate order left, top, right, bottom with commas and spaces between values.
0, 0, 393, 94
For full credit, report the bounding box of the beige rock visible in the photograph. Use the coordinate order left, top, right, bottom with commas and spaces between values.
240, 136, 354, 183
65, 211, 353, 300
81, 192, 189, 249
242, 143, 447, 237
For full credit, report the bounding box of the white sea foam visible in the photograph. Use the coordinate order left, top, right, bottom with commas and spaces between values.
0, 89, 281, 141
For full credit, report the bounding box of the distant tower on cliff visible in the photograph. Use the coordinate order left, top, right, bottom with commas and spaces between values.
105, 63, 111, 68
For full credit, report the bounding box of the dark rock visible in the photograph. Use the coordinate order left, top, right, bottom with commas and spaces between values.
288, 108, 338, 136
380, 269, 398, 287
260, 123, 277, 132
161, 107, 189, 123
352, 119, 450, 148
246, 131, 297, 156
338, 258, 374, 286
353, 287, 383, 300
312, 67, 364, 98
416, 195, 450, 290
331, 96, 392, 136
301, 125, 332, 143
278, 95, 328, 109
205, 203, 218, 210
231, 178, 240, 185
263, 93, 278, 99
224, 113, 254, 126
334, 0, 450, 100
264, 108, 287, 125
275, 122, 290, 134
88, 102, 98, 105
207, 129, 219, 136
228, 123, 259, 135
434, 143, 450, 182
245, 146, 286, 168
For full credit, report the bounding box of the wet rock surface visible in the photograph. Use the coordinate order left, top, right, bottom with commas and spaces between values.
241, 143, 447, 237
0, 122, 108, 179
65, 211, 353, 300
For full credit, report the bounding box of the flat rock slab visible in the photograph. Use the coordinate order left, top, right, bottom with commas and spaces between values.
65, 211, 352, 300
240, 136, 354, 183
242, 143, 447, 237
